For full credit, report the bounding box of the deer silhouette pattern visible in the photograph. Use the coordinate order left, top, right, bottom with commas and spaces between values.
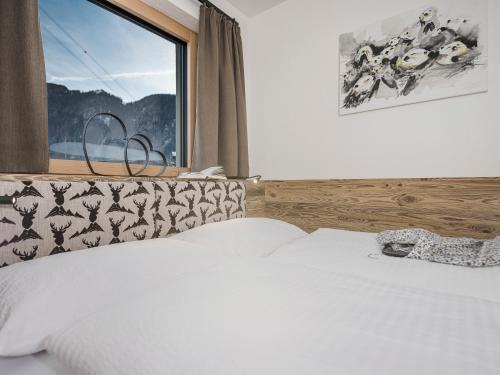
0, 180, 245, 266
198, 182, 214, 205
165, 182, 186, 207
2, 203, 43, 247
82, 237, 101, 248
50, 221, 72, 254
179, 195, 198, 222
109, 216, 126, 244
154, 181, 245, 238
13, 246, 38, 261
167, 209, 181, 235
46, 183, 85, 219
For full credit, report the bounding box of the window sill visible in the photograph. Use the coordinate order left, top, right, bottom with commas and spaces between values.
48, 159, 188, 178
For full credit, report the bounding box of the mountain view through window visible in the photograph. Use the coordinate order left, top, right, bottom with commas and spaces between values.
39, 0, 185, 168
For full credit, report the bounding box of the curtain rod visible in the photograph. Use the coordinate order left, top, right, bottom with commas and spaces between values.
197, 0, 238, 24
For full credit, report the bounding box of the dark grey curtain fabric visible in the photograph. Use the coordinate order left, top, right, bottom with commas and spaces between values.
0, 0, 49, 173
193, 6, 249, 177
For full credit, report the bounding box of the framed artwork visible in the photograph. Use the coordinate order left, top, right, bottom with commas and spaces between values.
339, 0, 488, 115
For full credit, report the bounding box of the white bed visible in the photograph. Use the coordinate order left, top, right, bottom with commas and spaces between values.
0, 352, 72, 375
1, 219, 499, 375
271, 228, 500, 302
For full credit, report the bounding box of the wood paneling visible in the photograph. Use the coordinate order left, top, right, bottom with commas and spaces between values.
246, 178, 500, 239
48, 160, 187, 178
110, 0, 195, 41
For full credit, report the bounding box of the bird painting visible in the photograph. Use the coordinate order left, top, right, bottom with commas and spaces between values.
339, 0, 487, 115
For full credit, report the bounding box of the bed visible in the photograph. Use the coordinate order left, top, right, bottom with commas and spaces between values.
1, 218, 499, 375
0, 352, 72, 375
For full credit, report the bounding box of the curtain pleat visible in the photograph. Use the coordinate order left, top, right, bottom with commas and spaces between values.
232, 25, 249, 176
193, 6, 249, 177
0, 0, 49, 173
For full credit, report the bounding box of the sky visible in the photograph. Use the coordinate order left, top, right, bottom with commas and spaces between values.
39, 0, 177, 103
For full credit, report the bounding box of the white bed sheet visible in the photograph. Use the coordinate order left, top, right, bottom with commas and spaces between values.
3, 227, 500, 375
42, 229, 500, 375
0, 352, 72, 375
270, 228, 500, 303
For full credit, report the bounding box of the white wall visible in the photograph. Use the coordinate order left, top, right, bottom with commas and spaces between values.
246, 0, 500, 179
142, 0, 249, 37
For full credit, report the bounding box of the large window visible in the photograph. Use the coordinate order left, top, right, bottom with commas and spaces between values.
39, 0, 188, 175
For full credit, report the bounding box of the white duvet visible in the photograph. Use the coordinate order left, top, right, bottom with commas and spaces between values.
43, 231, 500, 375
0, 222, 500, 375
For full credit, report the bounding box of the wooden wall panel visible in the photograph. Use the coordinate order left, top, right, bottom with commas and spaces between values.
246, 178, 500, 239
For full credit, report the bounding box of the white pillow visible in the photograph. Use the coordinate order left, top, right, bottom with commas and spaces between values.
0, 219, 306, 357
172, 218, 307, 257
0, 238, 220, 357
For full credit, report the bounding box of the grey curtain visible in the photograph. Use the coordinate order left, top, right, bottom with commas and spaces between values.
0, 0, 49, 173
193, 6, 249, 177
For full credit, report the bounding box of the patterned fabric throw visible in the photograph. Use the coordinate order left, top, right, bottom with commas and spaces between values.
376, 229, 500, 267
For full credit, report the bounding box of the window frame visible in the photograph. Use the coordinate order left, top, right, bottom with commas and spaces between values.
47, 0, 197, 177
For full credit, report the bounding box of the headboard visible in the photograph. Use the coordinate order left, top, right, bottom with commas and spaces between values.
0, 176, 245, 267
246, 178, 500, 239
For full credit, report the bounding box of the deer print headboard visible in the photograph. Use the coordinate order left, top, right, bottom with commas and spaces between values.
0, 179, 245, 267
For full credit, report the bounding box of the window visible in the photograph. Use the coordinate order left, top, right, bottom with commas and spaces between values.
39, 0, 189, 175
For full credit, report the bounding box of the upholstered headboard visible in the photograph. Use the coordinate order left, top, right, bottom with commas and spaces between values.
0, 178, 245, 267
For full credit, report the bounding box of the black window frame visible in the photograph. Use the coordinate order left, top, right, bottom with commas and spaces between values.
49, 0, 189, 168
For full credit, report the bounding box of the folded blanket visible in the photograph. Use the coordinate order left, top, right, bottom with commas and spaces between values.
376, 229, 500, 267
